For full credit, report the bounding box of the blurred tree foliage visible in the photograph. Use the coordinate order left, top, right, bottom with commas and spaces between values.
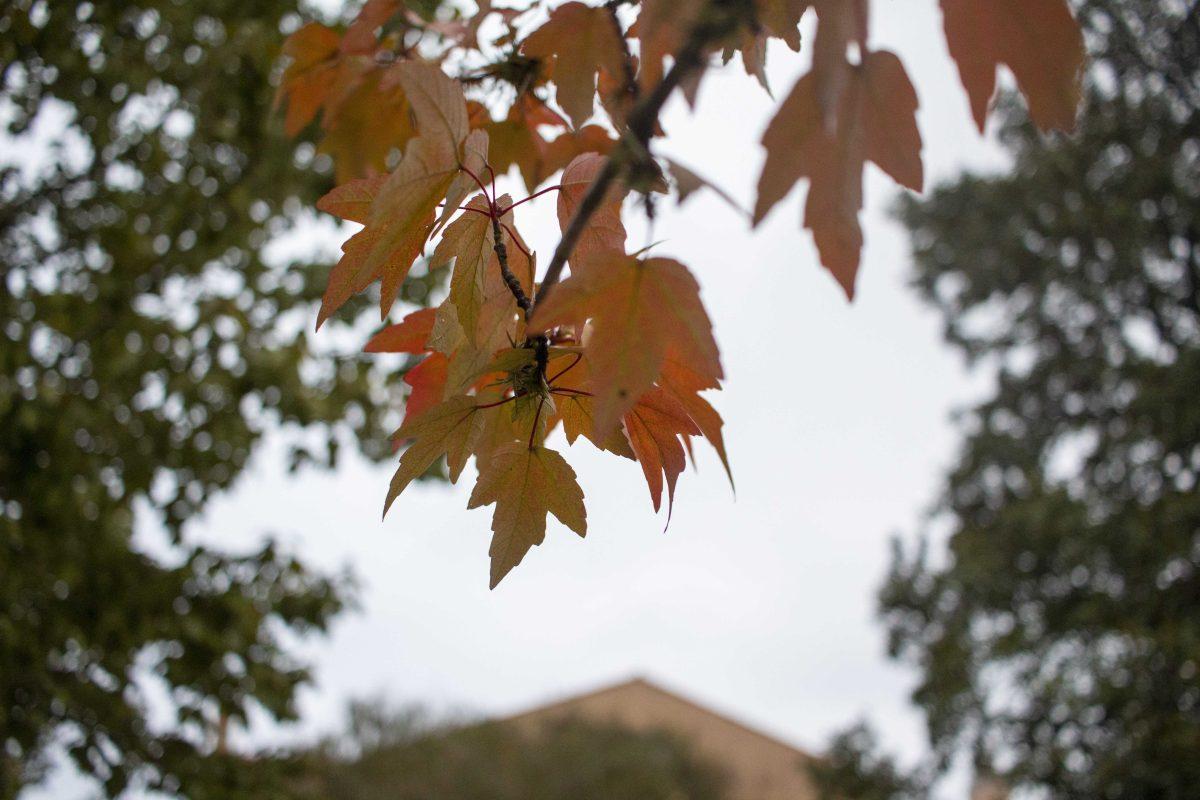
879, 0, 1200, 797
292, 700, 730, 800
810, 722, 927, 800
0, 2, 439, 797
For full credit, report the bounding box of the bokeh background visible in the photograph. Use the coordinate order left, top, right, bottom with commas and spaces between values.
3, 1, 1196, 798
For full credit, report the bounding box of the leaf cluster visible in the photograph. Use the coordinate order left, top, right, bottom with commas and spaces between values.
277, 0, 1087, 587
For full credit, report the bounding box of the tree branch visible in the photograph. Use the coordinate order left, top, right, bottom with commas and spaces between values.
491, 214, 533, 316
531, 0, 748, 313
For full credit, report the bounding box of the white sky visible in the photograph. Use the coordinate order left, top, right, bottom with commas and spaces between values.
24, 1, 1018, 796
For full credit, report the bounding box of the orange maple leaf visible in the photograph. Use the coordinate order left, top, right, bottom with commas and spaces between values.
400, 352, 449, 425
756, 0, 807, 51
364, 306, 438, 354
276, 23, 342, 136
659, 353, 732, 486
314, 62, 479, 325
543, 350, 637, 459
754, 50, 923, 298
941, 0, 1085, 133
556, 152, 628, 268
521, 1, 627, 129
623, 387, 700, 516
365, 307, 445, 426
530, 253, 722, 439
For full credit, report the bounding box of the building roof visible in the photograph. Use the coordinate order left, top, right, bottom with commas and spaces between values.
503, 676, 820, 800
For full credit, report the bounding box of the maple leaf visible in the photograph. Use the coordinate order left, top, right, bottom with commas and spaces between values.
316, 138, 445, 326
364, 308, 447, 425
433, 194, 501, 346
597, 61, 633, 130
315, 62, 478, 326
756, 0, 807, 51
482, 95, 571, 191
423, 197, 533, 402
544, 125, 618, 181
316, 174, 403, 323
631, 0, 706, 91
623, 387, 700, 516
468, 443, 586, 588
544, 351, 636, 459
341, 0, 402, 55
275, 29, 419, 180
477, 95, 614, 193
659, 354, 732, 485
941, 0, 1085, 133
384, 395, 485, 515
754, 50, 923, 298
393, 60, 470, 152
521, 1, 627, 129
316, 173, 387, 224
724, 30, 771, 95
276, 23, 341, 136
401, 352, 449, 425
437, 129, 490, 232
556, 152, 628, 268
666, 158, 747, 216
364, 307, 439, 355
427, 303, 496, 398
432, 193, 533, 349
530, 253, 722, 439
320, 62, 418, 182
487, 117, 550, 191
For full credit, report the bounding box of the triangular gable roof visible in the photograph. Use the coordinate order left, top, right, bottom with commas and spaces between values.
502, 676, 819, 800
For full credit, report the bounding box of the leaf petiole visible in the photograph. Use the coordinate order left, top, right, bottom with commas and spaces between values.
546, 351, 582, 385
459, 163, 493, 205
437, 203, 493, 217
549, 387, 593, 398
474, 392, 523, 410
528, 396, 545, 450
498, 184, 563, 215
499, 221, 533, 260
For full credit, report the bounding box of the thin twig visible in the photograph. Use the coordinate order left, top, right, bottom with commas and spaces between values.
605, 0, 640, 108
530, 0, 745, 313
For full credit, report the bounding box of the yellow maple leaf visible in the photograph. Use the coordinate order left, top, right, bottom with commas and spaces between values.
468, 443, 586, 588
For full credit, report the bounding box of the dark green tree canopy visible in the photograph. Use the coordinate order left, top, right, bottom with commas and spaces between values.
0, 2, 434, 796
880, 1, 1199, 796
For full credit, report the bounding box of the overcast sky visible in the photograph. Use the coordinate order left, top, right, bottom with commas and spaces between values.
26, 1, 1018, 797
